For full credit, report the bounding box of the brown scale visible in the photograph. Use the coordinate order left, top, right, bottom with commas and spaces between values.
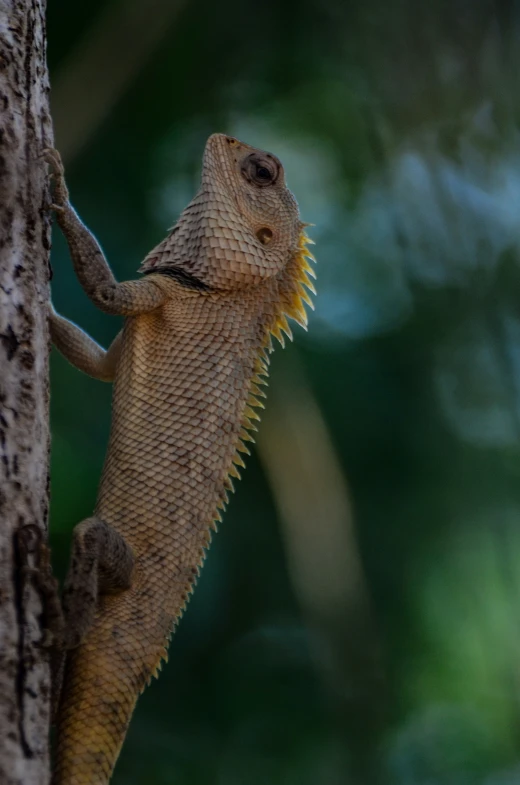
46, 135, 316, 785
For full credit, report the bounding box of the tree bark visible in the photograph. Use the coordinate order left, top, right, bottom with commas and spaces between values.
0, 1, 53, 783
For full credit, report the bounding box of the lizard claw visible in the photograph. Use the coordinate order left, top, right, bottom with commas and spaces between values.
42, 147, 69, 209
49, 202, 67, 214
42, 147, 64, 174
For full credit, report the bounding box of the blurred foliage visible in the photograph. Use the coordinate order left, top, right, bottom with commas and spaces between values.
46, 0, 520, 782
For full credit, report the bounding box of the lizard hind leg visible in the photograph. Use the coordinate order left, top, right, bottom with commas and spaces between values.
62, 516, 134, 651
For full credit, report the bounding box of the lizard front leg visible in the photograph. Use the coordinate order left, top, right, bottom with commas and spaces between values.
44, 149, 167, 316
49, 305, 123, 382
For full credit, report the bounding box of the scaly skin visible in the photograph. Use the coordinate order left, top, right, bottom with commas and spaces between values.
47, 134, 316, 784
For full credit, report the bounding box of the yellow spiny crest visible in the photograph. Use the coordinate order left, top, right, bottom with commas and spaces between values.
233, 453, 246, 469
285, 304, 308, 329
301, 274, 317, 295
229, 464, 241, 480
220, 490, 230, 505
241, 417, 258, 432
253, 359, 269, 377
250, 383, 266, 398
277, 314, 293, 341
248, 395, 265, 410
271, 322, 285, 347
266, 229, 316, 343
302, 259, 316, 278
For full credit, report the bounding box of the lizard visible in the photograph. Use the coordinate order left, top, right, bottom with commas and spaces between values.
45, 133, 316, 785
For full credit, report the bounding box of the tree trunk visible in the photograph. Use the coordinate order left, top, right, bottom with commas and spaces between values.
0, 1, 53, 783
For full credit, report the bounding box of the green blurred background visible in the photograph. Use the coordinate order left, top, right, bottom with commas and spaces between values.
46, 1, 520, 782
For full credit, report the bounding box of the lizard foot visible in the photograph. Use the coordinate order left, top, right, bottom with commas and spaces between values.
42, 147, 70, 210
61, 516, 135, 650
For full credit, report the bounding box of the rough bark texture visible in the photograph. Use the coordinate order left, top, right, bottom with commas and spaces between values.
0, 1, 53, 783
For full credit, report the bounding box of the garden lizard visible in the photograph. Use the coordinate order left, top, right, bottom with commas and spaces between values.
46, 134, 316, 784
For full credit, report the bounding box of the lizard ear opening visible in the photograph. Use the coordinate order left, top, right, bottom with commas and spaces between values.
256, 227, 273, 245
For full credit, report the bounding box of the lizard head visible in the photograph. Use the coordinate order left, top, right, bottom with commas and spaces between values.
140, 134, 304, 289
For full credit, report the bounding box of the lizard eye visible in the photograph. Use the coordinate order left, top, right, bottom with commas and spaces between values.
241, 154, 279, 187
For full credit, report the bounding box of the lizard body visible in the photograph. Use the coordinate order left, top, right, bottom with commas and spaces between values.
47, 134, 315, 784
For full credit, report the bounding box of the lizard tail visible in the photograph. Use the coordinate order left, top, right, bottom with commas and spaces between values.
52, 588, 165, 785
